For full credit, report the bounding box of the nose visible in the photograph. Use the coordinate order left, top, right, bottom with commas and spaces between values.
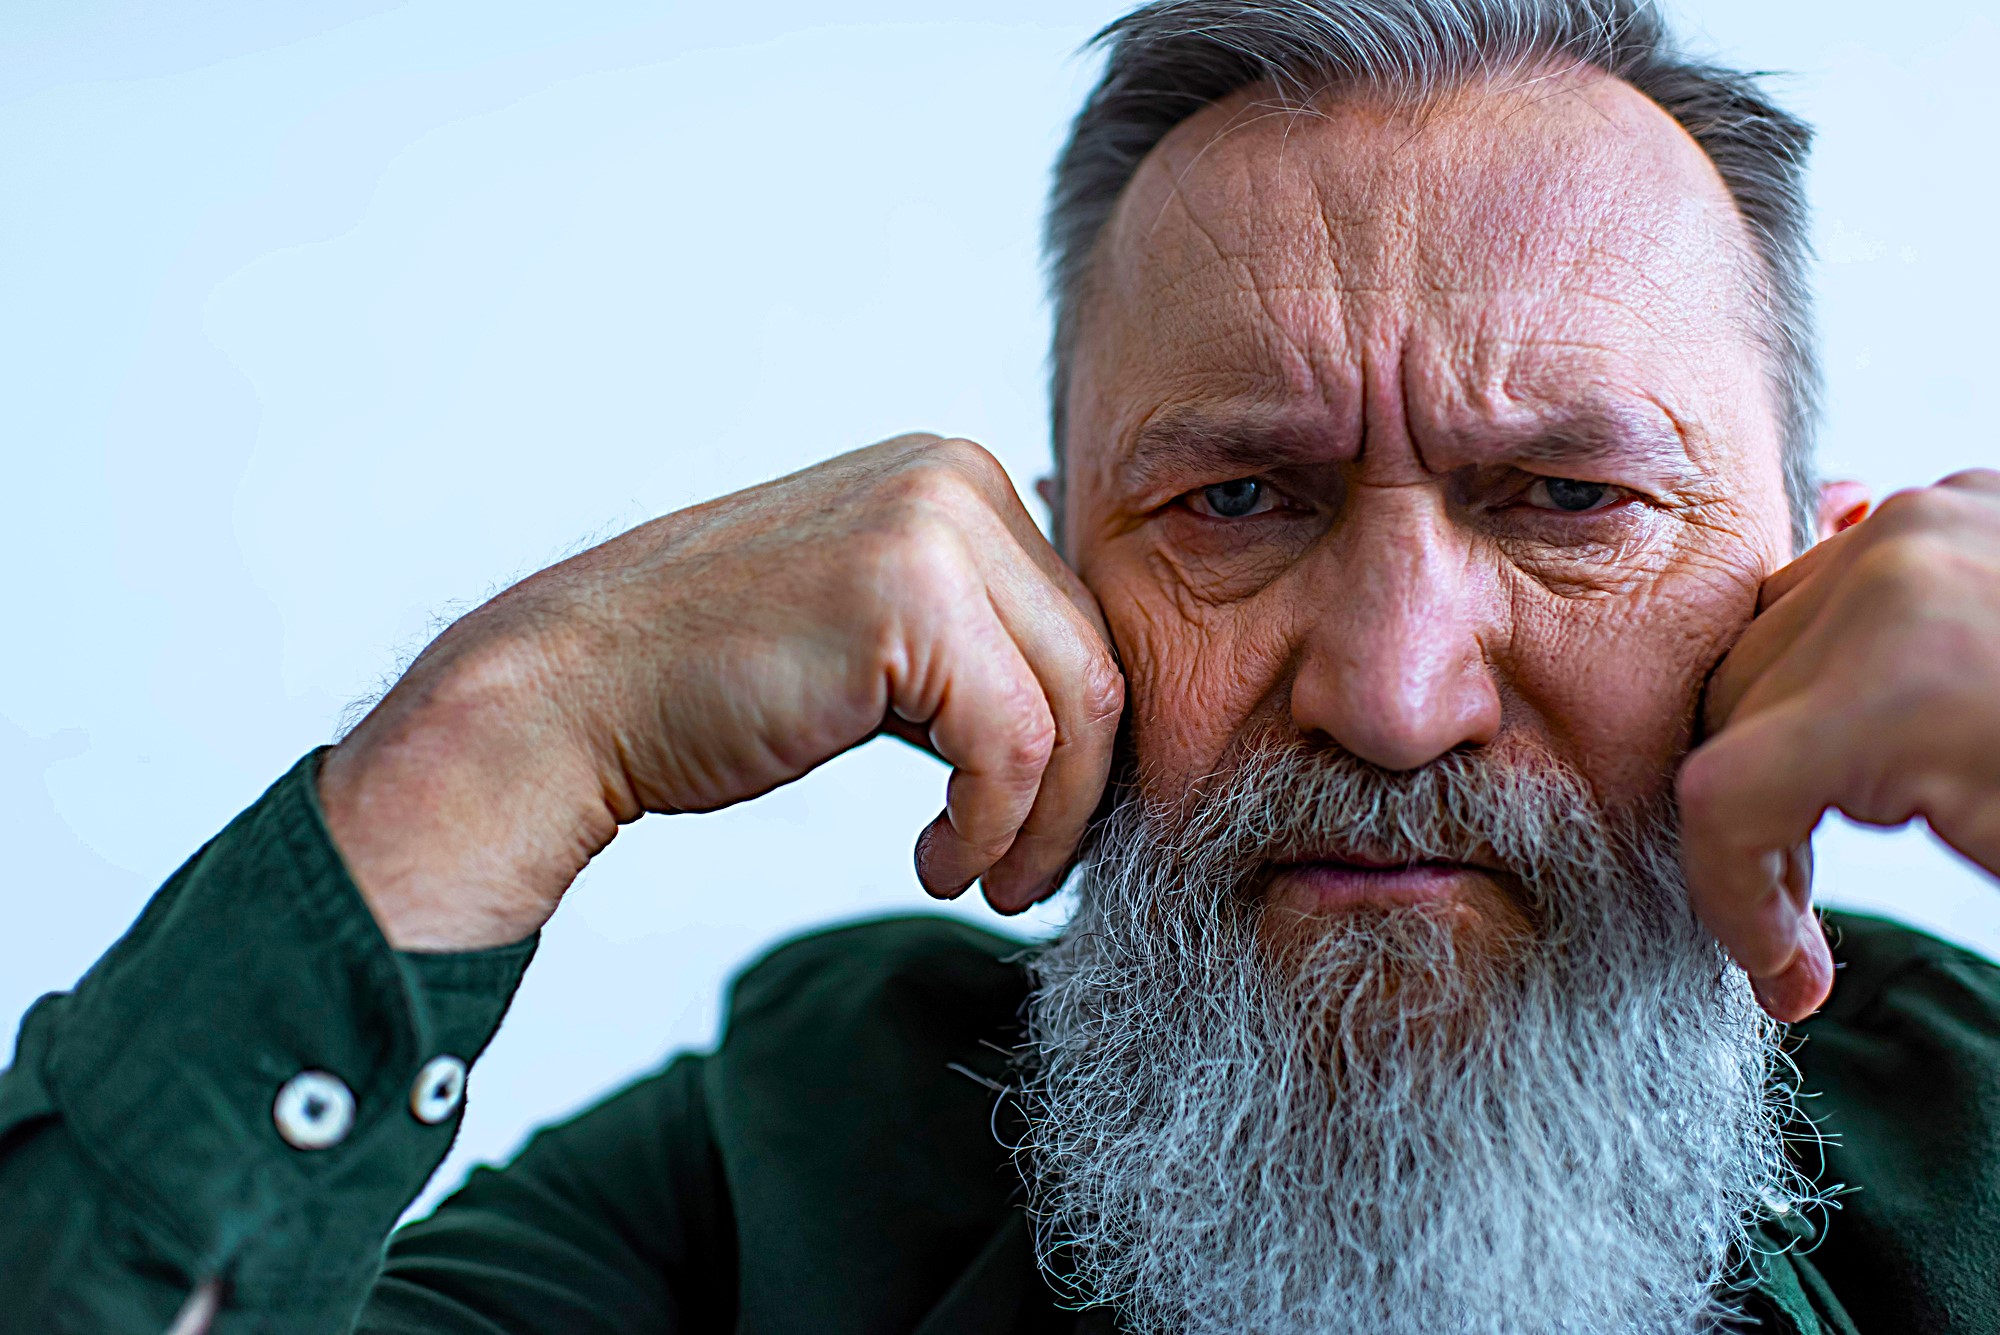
1288, 494, 1502, 771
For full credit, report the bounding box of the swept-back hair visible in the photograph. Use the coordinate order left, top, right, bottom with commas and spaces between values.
1044, 0, 1819, 548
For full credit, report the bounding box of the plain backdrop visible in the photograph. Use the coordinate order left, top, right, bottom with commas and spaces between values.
4, 0, 1996, 1216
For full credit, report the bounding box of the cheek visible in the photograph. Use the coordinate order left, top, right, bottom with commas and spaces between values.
1094, 566, 1299, 788
1502, 559, 1761, 808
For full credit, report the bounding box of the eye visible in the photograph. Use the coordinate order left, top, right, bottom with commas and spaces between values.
1189, 478, 1275, 519
1523, 477, 1621, 513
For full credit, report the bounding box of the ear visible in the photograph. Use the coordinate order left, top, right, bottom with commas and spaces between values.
1034, 475, 1066, 551
1815, 479, 1871, 542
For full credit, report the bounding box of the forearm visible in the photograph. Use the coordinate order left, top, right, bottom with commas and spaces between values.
0, 753, 535, 1333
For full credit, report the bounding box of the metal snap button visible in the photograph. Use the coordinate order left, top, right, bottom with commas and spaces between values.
273, 1070, 355, 1150
410, 1054, 467, 1125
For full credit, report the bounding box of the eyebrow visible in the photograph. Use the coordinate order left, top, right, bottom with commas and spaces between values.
1123, 407, 1340, 495
1475, 403, 1695, 475
1121, 398, 1701, 493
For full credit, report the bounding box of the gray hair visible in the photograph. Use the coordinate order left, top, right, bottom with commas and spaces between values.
1023, 736, 1816, 1333
1044, 0, 1820, 551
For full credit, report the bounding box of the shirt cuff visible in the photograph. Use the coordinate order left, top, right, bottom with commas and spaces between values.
31, 748, 535, 1305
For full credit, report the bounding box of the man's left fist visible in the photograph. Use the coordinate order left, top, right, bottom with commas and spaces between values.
1679, 469, 2000, 1023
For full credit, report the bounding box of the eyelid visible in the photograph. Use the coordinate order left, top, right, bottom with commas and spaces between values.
1516, 476, 1633, 513
1183, 477, 1292, 519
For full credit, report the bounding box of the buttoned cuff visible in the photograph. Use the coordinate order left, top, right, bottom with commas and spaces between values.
32, 749, 535, 1308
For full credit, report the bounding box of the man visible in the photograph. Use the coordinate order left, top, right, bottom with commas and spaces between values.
5, 0, 1999, 1330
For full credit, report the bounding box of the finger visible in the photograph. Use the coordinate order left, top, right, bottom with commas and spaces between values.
1937, 466, 2000, 496
973, 561, 1125, 912
903, 609, 1057, 898
876, 712, 939, 756
1760, 471, 1999, 616
1678, 699, 1840, 1021
1705, 523, 1873, 736
1758, 520, 1862, 611
1749, 894, 1833, 1022
1711, 482, 2000, 737
934, 438, 1118, 648
1749, 842, 1832, 1022
1703, 576, 1844, 737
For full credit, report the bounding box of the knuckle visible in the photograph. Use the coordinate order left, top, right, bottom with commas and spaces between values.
1868, 484, 1956, 534
1077, 654, 1127, 726
864, 441, 1023, 560
877, 454, 990, 528
949, 810, 1023, 861
1845, 531, 1952, 602
855, 503, 969, 587
976, 683, 1056, 775
1939, 467, 2000, 495
1002, 705, 1058, 774
929, 436, 1008, 486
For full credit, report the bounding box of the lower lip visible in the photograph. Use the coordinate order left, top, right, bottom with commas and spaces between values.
1268, 861, 1485, 912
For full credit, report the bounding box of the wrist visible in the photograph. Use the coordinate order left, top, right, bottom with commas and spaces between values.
318, 643, 617, 951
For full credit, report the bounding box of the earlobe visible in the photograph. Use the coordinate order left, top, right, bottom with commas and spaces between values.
1815, 479, 1871, 542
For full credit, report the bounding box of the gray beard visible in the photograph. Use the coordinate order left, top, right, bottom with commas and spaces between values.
1021, 741, 1815, 1335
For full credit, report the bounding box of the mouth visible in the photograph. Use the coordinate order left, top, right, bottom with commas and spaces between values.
1263, 855, 1501, 914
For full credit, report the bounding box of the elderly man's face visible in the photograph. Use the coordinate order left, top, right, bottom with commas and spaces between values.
1062, 73, 1793, 937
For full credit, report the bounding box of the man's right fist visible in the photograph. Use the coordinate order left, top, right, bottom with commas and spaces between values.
317, 435, 1125, 951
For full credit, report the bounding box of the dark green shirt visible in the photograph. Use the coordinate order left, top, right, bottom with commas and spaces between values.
4, 753, 1999, 1332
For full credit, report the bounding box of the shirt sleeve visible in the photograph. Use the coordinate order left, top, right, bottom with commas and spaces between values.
354, 1055, 738, 1334
0, 750, 537, 1335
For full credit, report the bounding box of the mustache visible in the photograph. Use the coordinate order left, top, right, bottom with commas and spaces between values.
1116, 734, 1662, 888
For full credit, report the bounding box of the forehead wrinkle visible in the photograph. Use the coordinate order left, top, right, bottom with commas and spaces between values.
1112, 67, 1755, 303
1074, 71, 1777, 504
1140, 101, 1334, 255
1167, 193, 1323, 384
1108, 191, 1353, 451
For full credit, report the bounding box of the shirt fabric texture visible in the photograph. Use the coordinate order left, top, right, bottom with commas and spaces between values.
2, 752, 1997, 1332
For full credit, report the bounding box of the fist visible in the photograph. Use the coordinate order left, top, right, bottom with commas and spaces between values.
320, 436, 1124, 949
1680, 469, 2000, 1021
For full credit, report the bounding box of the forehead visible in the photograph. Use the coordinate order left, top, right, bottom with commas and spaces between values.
1074, 73, 1764, 461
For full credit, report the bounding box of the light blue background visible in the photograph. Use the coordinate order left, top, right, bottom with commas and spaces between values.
3, 0, 1995, 1214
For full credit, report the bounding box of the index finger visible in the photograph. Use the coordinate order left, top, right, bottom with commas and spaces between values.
933, 438, 1117, 648
1703, 523, 1867, 736
1758, 520, 1862, 612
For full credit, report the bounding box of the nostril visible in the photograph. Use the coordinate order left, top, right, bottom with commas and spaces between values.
1291, 652, 1501, 774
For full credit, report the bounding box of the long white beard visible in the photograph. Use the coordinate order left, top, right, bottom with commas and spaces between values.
1021, 741, 1815, 1335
